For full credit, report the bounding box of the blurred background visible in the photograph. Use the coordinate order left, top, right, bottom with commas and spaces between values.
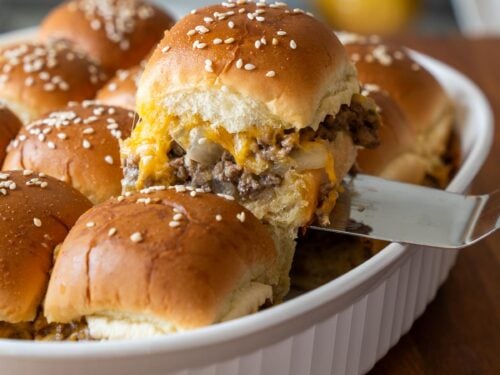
0, 0, 499, 36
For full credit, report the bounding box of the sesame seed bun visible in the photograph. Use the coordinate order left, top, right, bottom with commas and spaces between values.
39, 0, 175, 74
96, 65, 143, 110
339, 35, 454, 184
0, 171, 92, 324
0, 104, 22, 165
0, 41, 107, 124
2, 102, 136, 204
44, 188, 278, 340
137, 2, 358, 133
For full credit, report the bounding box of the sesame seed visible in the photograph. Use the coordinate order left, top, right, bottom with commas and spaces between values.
108, 228, 117, 237
224, 37, 235, 44
173, 213, 183, 221
213, 38, 223, 45
187, 29, 196, 36
272, 38, 279, 45
196, 42, 208, 49
204, 17, 214, 24
130, 232, 143, 243
190, 191, 197, 197
47, 141, 56, 149
236, 212, 246, 223
236, 59, 243, 69
215, 214, 222, 222
83, 127, 95, 134
266, 70, 276, 78
86, 222, 96, 228
205, 59, 214, 72
161, 46, 171, 53
217, 193, 235, 201
244, 63, 256, 71
40, 182, 48, 188
57, 133, 67, 140
290, 40, 297, 49
23, 170, 33, 176
255, 40, 262, 49
277, 30, 287, 36
228, 21, 235, 29
169, 221, 181, 228
33, 218, 42, 227
195, 25, 210, 34
104, 155, 114, 165
256, 16, 265, 22
82, 140, 91, 149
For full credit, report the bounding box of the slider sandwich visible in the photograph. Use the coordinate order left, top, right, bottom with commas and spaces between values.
3, 102, 136, 204
0, 104, 22, 165
338, 33, 455, 186
40, 0, 175, 73
0, 41, 107, 124
44, 187, 278, 340
122, 1, 381, 297
0, 171, 92, 340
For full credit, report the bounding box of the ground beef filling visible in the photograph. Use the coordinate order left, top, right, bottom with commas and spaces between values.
169, 151, 282, 200
300, 99, 380, 149
0, 312, 89, 341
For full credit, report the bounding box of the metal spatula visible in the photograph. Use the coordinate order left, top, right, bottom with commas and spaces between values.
311, 174, 499, 249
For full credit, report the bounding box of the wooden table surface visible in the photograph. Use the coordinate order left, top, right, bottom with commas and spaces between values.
368, 37, 500, 375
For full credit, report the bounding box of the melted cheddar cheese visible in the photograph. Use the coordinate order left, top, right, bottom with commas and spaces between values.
124, 111, 338, 190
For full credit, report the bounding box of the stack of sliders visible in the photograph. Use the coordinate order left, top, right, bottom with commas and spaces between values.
4, 1, 461, 341
292, 33, 457, 291
121, 1, 381, 298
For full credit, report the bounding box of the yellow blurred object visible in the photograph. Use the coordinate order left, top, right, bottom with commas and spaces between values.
317, 0, 420, 35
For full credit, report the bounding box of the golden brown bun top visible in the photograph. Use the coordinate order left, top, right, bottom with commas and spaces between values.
139, 2, 356, 131
0, 171, 92, 323
336, 34, 454, 178
0, 104, 22, 165
0, 41, 107, 124
45, 188, 277, 329
96, 65, 143, 110
40, 0, 175, 73
341, 37, 451, 135
3, 102, 137, 204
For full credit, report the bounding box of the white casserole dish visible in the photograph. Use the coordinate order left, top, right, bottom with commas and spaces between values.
0, 28, 494, 375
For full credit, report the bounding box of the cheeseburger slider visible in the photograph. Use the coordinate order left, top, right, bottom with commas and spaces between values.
96, 65, 143, 110
338, 33, 455, 186
0, 103, 22, 165
122, 2, 380, 234
3, 102, 136, 204
0, 41, 107, 124
0, 171, 92, 340
40, 0, 175, 73
44, 187, 278, 340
